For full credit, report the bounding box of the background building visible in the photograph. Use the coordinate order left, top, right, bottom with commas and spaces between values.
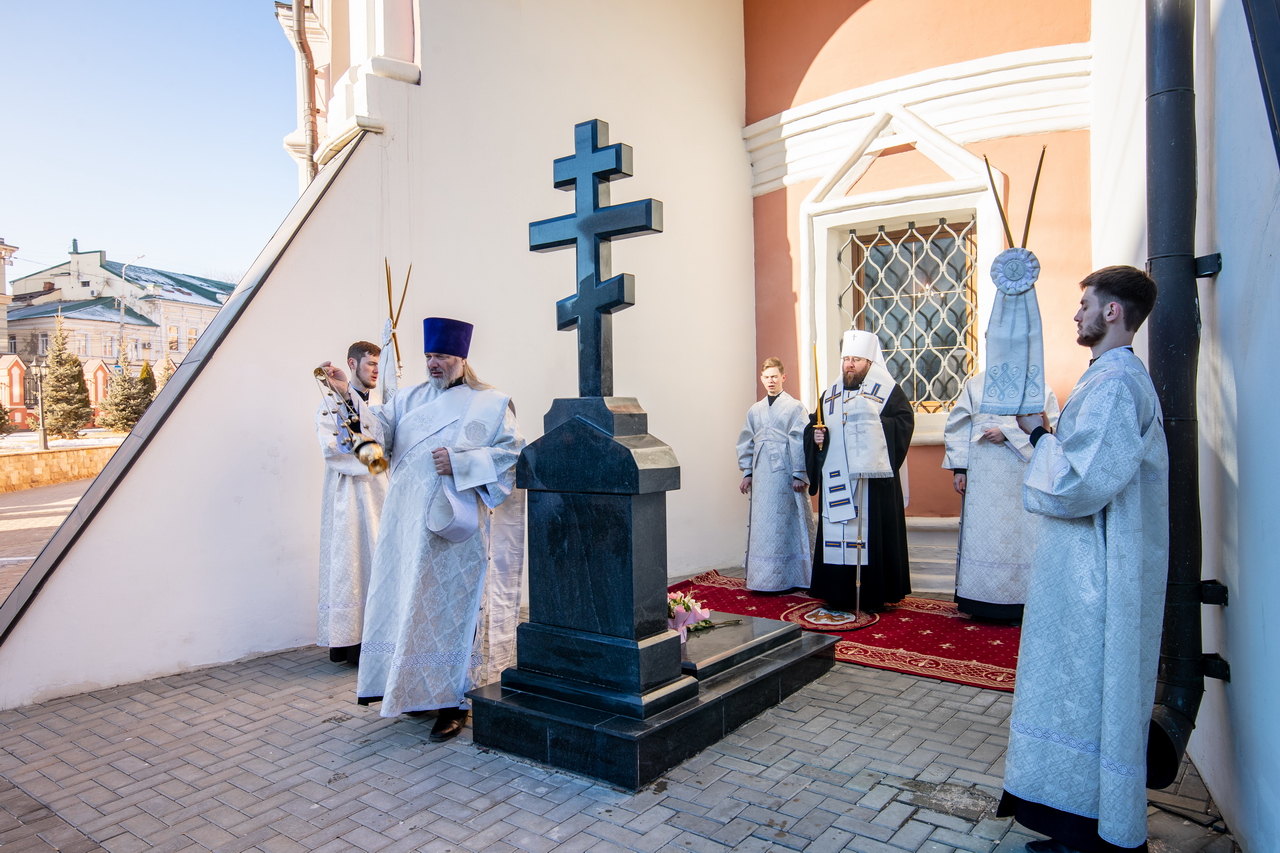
7, 240, 232, 367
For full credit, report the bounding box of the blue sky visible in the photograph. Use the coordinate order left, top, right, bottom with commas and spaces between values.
0, 1, 299, 284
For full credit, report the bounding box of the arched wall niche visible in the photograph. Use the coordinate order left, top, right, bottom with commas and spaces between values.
744, 0, 1091, 125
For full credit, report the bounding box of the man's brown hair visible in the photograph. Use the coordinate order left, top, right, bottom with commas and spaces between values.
1080, 265, 1159, 331
347, 341, 381, 364
761, 357, 785, 373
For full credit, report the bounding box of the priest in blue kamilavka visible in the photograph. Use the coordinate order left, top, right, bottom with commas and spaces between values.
804, 330, 913, 621
353, 317, 526, 743
998, 266, 1169, 853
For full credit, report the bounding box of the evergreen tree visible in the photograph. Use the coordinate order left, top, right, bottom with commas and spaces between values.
138, 359, 157, 400
98, 356, 151, 433
0, 403, 15, 439
42, 316, 94, 438
155, 357, 173, 392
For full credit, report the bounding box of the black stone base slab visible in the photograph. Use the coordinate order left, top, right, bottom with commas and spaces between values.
469, 627, 836, 791
680, 612, 802, 681
500, 667, 699, 720
515, 621, 684, 695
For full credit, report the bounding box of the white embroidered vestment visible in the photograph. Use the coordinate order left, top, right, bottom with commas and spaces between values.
1002, 347, 1169, 848
737, 391, 815, 591
819, 362, 896, 567
315, 391, 387, 648
356, 381, 525, 717
942, 372, 1059, 607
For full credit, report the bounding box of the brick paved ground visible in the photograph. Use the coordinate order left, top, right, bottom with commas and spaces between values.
0, 647, 1236, 853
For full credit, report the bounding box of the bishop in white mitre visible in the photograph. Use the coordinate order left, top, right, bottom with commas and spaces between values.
737, 357, 815, 591
337, 317, 525, 742
315, 341, 388, 664
804, 330, 914, 619
942, 370, 1059, 622
998, 266, 1169, 853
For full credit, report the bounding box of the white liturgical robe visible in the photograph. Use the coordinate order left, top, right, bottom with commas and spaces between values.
357, 380, 525, 717
1002, 347, 1168, 848
942, 372, 1059, 614
315, 390, 387, 648
737, 392, 815, 591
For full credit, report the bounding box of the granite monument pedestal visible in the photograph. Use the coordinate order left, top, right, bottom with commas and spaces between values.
469, 397, 836, 790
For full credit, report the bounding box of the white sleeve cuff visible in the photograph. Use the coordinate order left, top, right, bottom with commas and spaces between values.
450, 447, 499, 492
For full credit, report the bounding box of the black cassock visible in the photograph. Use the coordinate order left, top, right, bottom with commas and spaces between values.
803, 384, 914, 612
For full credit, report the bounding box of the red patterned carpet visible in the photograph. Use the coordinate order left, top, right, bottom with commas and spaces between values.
669, 570, 1019, 692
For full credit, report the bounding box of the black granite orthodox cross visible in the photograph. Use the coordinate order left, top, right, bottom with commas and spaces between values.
529, 119, 663, 397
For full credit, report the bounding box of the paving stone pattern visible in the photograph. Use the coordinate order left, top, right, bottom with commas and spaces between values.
0, 649, 1235, 853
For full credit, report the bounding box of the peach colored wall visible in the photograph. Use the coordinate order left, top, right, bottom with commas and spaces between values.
746, 1, 1094, 519
744, 0, 1090, 125
908, 445, 961, 517
752, 178, 817, 401
751, 131, 1091, 416
847, 146, 952, 196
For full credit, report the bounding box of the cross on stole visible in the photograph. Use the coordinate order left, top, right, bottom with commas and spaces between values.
529, 119, 663, 397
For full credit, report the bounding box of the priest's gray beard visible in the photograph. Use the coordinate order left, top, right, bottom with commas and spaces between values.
429, 361, 465, 390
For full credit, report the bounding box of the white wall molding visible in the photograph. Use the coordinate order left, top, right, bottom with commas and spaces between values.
744, 43, 1092, 197
794, 105, 1009, 413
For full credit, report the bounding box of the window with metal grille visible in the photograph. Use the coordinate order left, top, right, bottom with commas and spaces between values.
836, 217, 977, 413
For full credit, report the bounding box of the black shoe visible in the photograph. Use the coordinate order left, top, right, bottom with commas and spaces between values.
429, 708, 468, 742
328, 644, 360, 664
1026, 840, 1085, 853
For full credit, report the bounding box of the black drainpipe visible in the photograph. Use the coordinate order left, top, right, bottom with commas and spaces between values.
1145, 0, 1206, 790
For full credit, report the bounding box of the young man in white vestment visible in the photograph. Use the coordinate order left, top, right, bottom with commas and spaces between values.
327, 318, 525, 743
737, 357, 816, 592
997, 266, 1168, 853
943, 372, 1059, 622
804, 330, 914, 621
315, 341, 388, 665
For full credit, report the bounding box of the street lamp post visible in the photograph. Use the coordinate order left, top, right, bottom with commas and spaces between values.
118, 255, 144, 365
33, 360, 48, 451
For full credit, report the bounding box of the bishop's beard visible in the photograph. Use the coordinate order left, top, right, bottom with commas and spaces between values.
843, 367, 869, 389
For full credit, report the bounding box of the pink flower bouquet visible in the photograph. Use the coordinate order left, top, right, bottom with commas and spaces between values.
667, 591, 711, 642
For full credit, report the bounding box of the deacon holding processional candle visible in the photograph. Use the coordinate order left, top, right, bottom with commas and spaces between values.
737, 357, 816, 593
804, 330, 914, 626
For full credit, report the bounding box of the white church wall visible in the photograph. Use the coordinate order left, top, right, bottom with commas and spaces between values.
1186, 2, 1280, 850
1089, 0, 1148, 272
385, 0, 754, 576
0, 0, 753, 710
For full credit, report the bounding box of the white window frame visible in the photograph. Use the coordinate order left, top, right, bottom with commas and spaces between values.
797, 107, 1008, 440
